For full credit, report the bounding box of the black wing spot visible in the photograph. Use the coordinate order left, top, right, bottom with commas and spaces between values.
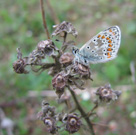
87, 46, 90, 49
84, 59, 87, 63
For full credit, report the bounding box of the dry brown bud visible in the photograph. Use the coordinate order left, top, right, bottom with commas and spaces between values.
52, 72, 68, 98
13, 59, 28, 74
96, 84, 121, 102
37, 40, 56, 56
59, 52, 73, 66
65, 114, 81, 134
73, 62, 91, 78
43, 117, 57, 134
52, 21, 78, 37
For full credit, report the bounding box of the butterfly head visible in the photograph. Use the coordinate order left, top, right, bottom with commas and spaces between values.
72, 47, 79, 56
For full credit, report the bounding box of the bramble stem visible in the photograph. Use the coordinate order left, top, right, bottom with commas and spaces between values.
40, 0, 50, 39
68, 86, 95, 135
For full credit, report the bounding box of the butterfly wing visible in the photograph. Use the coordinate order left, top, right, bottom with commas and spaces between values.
79, 26, 121, 64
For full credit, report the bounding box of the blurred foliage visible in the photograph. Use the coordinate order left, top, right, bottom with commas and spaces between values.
0, 0, 136, 135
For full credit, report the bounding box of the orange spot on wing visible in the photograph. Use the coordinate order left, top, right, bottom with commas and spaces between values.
102, 35, 105, 39
109, 29, 112, 32
108, 40, 112, 43
112, 32, 115, 35
107, 52, 111, 58
98, 35, 101, 38
109, 44, 112, 47
106, 37, 110, 40
107, 48, 112, 51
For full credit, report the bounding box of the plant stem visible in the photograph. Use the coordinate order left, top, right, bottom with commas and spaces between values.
61, 32, 68, 51
86, 103, 98, 118
40, 0, 50, 39
68, 86, 95, 135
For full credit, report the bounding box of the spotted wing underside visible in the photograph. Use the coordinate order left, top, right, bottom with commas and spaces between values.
79, 26, 121, 64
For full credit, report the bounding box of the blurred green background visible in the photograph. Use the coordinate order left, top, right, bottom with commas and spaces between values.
0, 0, 136, 135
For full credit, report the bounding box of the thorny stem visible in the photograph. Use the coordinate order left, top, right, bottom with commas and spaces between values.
40, 0, 50, 39
68, 86, 95, 135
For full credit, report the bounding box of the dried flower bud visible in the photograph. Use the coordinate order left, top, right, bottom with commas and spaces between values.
37, 40, 56, 56
13, 59, 28, 74
59, 52, 73, 66
41, 101, 56, 117
73, 62, 91, 78
13, 48, 29, 74
28, 49, 45, 64
43, 117, 57, 134
52, 21, 78, 37
52, 72, 68, 98
65, 113, 81, 134
96, 84, 121, 102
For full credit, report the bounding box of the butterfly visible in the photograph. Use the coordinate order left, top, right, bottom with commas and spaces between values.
72, 26, 121, 65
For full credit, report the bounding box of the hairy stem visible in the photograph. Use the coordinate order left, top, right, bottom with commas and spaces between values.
40, 0, 50, 39
68, 86, 95, 135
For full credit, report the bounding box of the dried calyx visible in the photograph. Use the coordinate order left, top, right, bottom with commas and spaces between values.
43, 116, 58, 134
52, 71, 69, 98
96, 84, 121, 103
59, 52, 74, 66
37, 40, 57, 56
37, 100, 82, 134
72, 62, 92, 79
52, 21, 78, 37
13, 48, 28, 74
64, 113, 81, 134
37, 101, 58, 134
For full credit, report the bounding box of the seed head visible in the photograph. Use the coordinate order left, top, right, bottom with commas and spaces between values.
52, 21, 78, 37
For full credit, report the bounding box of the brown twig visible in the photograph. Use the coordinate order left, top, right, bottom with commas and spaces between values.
68, 86, 95, 135
31, 63, 55, 72
92, 122, 109, 127
86, 103, 98, 118
40, 0, 50, 39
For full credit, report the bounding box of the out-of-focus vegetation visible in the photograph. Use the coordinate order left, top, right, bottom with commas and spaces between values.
0, 0, 136, 135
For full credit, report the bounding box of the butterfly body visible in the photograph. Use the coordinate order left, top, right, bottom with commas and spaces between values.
73, 26, 121, 65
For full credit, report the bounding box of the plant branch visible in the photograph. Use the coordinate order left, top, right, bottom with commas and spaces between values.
86, 103, 98, 118
68, 86, 95, 135
40, 0, 50, 39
